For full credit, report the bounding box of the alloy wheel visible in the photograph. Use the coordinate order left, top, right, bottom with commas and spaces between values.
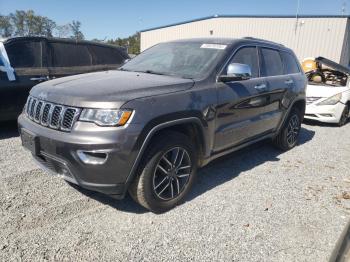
286, 114, 300, 146
152, 147, 192, 201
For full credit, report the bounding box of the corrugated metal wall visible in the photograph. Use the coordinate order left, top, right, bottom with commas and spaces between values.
141, 17, 349, 64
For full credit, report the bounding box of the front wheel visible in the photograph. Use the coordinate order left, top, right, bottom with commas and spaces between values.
129, 131, 197, 213
273, 108, 302, 151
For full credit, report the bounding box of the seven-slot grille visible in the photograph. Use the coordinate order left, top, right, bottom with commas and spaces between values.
25, 96, 80, 131
306, 97, 321, 105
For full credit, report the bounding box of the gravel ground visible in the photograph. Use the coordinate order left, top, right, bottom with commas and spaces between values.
0, 120, 349, 262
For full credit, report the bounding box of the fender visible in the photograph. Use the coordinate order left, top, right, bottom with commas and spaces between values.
274, 97, 306, 136
125, 117, 206, 186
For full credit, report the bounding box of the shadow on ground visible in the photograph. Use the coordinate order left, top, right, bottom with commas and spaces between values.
74, 127, 315, 214
0, 120, 19, 139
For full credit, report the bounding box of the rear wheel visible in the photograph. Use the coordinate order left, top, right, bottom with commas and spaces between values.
273, 108, 302, 151
129, 131, 197, 213
338, 105, 349, 127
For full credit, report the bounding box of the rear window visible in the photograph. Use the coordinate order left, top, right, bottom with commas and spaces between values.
5, 41, 42, 68
89, 45, 125, 65
260, 48, 283, 77
50, 42, 92, 67
281, 51, 300, 74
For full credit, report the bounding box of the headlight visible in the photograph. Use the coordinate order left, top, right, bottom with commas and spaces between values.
316, 93, 342, 106
79, 109, 133, 126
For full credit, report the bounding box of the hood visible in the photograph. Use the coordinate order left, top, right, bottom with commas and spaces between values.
30, 70, 194, 108
306, 83, 349, 98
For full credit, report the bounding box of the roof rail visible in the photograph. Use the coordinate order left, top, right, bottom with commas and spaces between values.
243, 37, 285, 47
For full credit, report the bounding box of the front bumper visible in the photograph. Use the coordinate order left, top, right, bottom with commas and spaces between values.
305, 102, 346, 123
18, 114, 143, 198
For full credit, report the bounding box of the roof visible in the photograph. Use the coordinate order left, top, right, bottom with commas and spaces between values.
169, 37, 285, 47
140, 14, 350, 32
3, 36, 125, 50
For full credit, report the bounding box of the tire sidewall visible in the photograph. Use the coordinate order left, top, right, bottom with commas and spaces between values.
282, 108, 302, 149
140, 135, 197, 212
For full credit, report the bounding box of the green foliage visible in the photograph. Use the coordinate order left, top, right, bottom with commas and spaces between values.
0, 10, 83, 39
70, 20, 84, 40
0, 9, 140, 54
107, 32, 140, 55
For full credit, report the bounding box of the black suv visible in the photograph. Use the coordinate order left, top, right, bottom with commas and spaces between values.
0, 36, 129, 121
18, 38, 306, 213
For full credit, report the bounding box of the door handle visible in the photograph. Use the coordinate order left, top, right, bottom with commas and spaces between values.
285, 79, 294, 85
254, 84, 267, 91
30, 76, 49, 82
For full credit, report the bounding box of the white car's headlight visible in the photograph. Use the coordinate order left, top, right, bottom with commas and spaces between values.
79, 109, 133, 126
316, 93, 342, 106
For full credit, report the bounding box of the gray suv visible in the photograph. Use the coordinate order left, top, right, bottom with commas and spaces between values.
18, 38, 307, 213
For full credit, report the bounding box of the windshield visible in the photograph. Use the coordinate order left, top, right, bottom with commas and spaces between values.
120, 42, 227, 79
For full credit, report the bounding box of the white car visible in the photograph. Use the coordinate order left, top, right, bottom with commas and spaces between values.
305, 57, 350, 126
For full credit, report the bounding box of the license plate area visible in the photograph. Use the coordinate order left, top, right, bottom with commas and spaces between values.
21, 129, 39, 155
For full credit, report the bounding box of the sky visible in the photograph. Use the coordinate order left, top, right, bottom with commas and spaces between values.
1, 0, 349, 40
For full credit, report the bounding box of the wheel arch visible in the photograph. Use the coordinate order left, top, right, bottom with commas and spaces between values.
125, 117, 207, 186
275, 98, 306, 136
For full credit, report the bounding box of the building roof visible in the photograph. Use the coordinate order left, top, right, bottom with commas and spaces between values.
140, 14, 350, 33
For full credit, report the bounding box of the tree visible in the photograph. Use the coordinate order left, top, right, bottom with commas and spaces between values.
55, 24, 71, 38
0, 15, 13, 37
0, 10, 84, 39
107, 32, 140, 54
9, 10, 27, 36
70, 20, 84, 40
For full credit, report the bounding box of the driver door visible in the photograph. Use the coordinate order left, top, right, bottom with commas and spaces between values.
214, 46, 270, 152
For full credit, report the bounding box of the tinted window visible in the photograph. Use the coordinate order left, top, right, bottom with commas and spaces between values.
281, 51, 300, 74
5, 41, 42, 68
230, 47, 259, 78
50, 42, 91, 67
89, 45, 125, 65
260, 48, 283, 77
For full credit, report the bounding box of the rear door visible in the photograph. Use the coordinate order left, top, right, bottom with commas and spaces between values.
280, 50, 305, 103
0, 38, 49, 121
214, 46, 271, 151
258, 47, 288, 130
48, 41, 93, 78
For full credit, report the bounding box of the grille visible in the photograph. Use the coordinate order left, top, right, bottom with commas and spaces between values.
25, 96, 80, 132
306, 97, 321, 105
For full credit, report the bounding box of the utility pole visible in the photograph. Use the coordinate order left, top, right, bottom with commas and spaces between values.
295, 0, 301, 34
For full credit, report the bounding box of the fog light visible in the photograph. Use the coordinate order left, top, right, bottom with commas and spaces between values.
320, 114, 333, 117
77, 150, 108, 165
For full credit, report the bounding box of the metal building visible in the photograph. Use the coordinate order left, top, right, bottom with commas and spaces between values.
140, 15, 350, 66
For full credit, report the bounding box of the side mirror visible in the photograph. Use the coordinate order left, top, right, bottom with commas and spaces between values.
219, 63, 252, 82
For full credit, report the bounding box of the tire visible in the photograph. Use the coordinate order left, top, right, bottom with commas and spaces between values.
273, 108, 302, 151
338, 105, 349, 127
128, 131, 198, 213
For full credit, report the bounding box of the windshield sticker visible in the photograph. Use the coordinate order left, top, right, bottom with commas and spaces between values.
200, 44, 227, 50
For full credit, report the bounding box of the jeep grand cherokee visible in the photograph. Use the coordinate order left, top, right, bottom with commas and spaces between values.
18, 37, 307, 213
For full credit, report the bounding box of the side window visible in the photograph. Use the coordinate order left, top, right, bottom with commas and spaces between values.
281, 51, 300, 74
229, 47, 259, 78
89, 45, 125, 65
260, 48, 283, 77
50, 42, 92, 67
5, 41, 42, 68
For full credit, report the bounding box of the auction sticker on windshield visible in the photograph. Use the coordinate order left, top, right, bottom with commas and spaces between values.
200, 44, 227, 50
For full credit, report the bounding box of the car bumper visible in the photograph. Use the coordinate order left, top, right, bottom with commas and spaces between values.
18, 114, 143, 198
305, 102, 345, 123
